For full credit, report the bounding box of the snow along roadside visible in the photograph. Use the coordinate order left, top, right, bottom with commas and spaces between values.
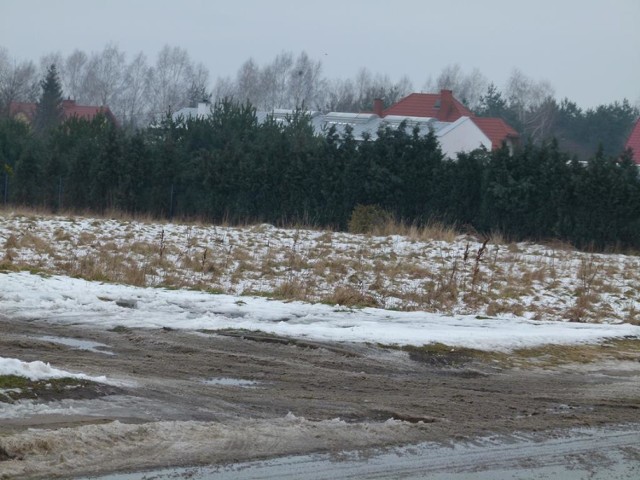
0, 356, 110, 383
2, 271, 640, 351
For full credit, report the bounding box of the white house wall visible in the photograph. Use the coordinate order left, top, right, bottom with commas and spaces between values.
437, 117, 491, 159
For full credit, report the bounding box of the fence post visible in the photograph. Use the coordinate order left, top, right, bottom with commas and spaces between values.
169, 183, 174, 220
58, 177, 63, 210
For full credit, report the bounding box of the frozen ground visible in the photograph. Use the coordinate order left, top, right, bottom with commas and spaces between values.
1, 212, 640, 479
1, 313, 639, 479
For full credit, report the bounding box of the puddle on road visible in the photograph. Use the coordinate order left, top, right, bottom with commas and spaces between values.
34, 335, 115, 355
201, 378, 261, 388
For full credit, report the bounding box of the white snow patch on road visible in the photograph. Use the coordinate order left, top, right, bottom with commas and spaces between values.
0, 355, 109, 383
2, 271, 639, 351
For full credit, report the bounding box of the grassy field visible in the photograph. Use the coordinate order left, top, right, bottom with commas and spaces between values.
2, 207, 640, 324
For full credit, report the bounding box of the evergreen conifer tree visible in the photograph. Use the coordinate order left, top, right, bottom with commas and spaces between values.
13, 143, 43, 205
34, 64, 64, 135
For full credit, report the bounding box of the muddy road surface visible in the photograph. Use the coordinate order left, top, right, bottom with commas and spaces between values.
1, 315, 639, 478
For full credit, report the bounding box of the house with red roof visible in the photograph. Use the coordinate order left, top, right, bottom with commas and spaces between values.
625, 118, 640, 164
9, 99, 117, 126
372, 89, 519, 153
377, 90, 473, 122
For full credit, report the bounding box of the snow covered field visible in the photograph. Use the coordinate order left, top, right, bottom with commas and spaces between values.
2, 211, 640, 324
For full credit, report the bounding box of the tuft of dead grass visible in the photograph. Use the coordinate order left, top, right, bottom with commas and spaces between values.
271, 279, 310, 302
4, 234, 19, 249
398, 338, 640, 369
323, 285, 380, 308
373, 218, 460, 243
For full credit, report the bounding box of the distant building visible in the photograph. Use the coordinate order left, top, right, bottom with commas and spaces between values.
170, 91, 519, 159
374, 90, 519, 153
625, 118, 640, 164
9, 99, 117, 126
171, 102, 213, 122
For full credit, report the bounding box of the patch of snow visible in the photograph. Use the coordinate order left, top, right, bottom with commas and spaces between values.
2, 272, 639, 351
202, 378, 261, 388
0, 355, 109, 383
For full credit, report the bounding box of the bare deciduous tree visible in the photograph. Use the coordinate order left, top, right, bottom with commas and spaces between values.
505, 68, 556, 142
119, 52, 150, 127
186, 62, 211, 107
63, 50, 88, 101
348, 68, 412, 111
423, 64, 488, 110
505, 69, 554, 112
147, 45, 203, 119
526, 97, 558, 142
82, 44, 126, 107
212, 76, 236, 103
287, 51, 324, 109
0, 49, 40, 113
234, 58, 262, 107
324, 78, 356, 112
259, 51, 293, 109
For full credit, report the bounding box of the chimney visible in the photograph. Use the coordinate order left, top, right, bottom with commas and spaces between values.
439, 89, 454, 121
373, 98, 384, 117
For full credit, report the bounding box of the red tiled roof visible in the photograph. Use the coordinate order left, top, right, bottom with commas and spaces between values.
9, 100, 117, 126
9, 101, 37, 119
471, 117, 519, 150
382, 90, 473, 122
625, 119, 640, 164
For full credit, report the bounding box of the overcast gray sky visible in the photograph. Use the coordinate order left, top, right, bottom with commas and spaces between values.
1, 0, 639, 109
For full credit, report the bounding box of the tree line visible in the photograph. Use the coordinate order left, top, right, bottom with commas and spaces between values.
2, 94, 639, 251
1, 45, 638, 159
0, 44, 210, 128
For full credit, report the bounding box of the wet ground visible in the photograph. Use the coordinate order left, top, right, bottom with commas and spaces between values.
80, 427, 640, 479
0, 315, 639, 479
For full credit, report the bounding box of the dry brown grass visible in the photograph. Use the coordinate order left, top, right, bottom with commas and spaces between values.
18, 232, 52, 252
565, 293, 599, 322
485, 300, 525, 317
510, 338, 640, 367
2, 210, 640, 323
624, 304, 640, 325
4, 234, 19, 249
323, 285, 380, 308
372, 218, 460, 243
271, 279, 310, 301
400, 338, 640, 369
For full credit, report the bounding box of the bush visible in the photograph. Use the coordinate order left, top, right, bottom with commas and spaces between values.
347, 205, 393, 234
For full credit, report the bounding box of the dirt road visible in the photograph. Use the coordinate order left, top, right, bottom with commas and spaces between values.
1, 315, 639, 478
79, 427, 640, 479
